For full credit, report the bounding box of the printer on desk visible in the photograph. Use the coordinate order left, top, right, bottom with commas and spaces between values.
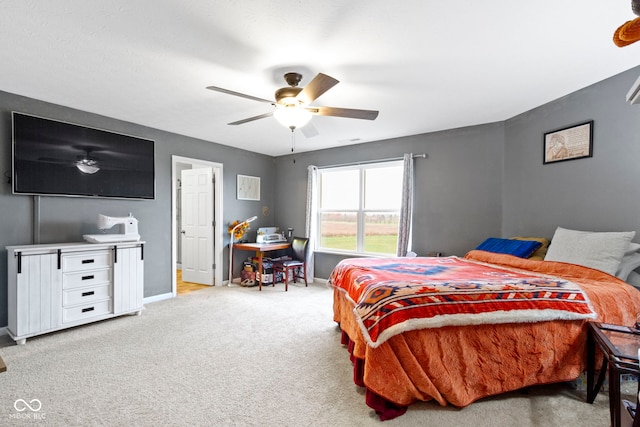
256, 227, 287, 243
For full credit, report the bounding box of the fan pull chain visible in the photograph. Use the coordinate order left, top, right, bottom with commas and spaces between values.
291, 128, 295, 152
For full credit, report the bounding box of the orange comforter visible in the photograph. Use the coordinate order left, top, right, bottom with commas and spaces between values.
333, 250, 640, 413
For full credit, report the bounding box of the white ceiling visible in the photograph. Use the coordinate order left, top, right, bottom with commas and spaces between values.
1, 1, 639, 157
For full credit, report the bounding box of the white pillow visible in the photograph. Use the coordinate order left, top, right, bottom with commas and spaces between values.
545, 227, 636, 275
616, 253, 640, 281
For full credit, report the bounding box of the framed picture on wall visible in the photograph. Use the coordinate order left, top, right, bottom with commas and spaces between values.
237, 174, 260, 201
543, 120, 593, 164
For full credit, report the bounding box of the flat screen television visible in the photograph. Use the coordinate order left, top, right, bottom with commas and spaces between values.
12, 112, 155, 199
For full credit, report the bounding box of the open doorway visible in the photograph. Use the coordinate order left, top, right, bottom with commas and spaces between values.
171, 155, 224, 296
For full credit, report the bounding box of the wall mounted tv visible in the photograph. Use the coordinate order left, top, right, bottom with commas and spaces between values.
12, 112, 155, 199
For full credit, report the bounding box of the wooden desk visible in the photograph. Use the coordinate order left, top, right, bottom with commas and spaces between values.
232, 242, 290, 291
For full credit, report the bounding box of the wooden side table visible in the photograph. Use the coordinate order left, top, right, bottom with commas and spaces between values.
586, 322, 640, 427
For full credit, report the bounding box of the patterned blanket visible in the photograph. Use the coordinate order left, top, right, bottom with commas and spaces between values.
328, 256, 596, 347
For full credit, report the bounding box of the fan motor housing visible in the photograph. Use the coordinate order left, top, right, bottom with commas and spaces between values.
275, 86, 303, 105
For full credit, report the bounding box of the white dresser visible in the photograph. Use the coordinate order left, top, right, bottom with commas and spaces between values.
6, 241, 144, 345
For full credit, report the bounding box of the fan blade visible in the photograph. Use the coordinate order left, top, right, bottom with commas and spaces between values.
206, 86, 273, 104
296, 73, 339, 105
38, 157, 69, 164
301, 122, 319, 138
308, 106, 379, 120
228, 111, 273, 125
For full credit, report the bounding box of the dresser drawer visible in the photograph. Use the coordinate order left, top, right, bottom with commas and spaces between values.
63, 268, 111, 290
62, 299, 112, 324
62, 251, 112, 272
63, 284, 111, 306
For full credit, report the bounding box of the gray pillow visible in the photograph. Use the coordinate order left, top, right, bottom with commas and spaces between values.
627, 270, 640, 289
617, 252, 640, 281
626, 242, 640, 256
545, 227, 636, 275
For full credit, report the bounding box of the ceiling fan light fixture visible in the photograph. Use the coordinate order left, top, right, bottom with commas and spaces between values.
207, 71, 378, 141
273, 104, 312, 130
76, 159, 100, 174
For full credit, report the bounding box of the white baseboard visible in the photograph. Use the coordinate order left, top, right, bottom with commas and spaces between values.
143, 292, 173, 304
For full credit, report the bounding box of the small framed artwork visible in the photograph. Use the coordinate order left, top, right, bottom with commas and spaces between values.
543, 120, 593, 164
237, 174, 260, 201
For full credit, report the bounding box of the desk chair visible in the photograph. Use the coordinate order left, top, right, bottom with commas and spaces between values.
273, 237, 309, 291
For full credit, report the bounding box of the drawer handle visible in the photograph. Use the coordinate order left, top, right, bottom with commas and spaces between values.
81, 259, 95, 264
81, 307, 95, 313
82, 275, 95, 281
81, 291, 95, 297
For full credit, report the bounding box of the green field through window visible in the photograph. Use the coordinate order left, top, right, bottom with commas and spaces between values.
321, 234, 397, 254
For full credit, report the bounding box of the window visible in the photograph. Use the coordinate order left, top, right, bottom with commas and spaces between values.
316, 161, 403, 255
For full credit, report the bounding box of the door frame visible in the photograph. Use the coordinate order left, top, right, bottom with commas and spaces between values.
171, 155, 224, 296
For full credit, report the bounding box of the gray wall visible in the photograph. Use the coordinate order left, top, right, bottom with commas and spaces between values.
274, 122, 506, 278
2, 64, 639, 327
503, 65, 640, 239
0, 91, 276, 327
275, 65, 640, 279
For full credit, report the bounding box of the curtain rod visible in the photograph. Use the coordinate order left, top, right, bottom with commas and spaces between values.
318, 153, 427, 169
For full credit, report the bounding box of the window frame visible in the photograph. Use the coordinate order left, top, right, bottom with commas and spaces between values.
315, 160, 403, 256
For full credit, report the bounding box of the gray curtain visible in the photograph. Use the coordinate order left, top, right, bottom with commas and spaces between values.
396, 153, 414, 257
304, 165, 318, 281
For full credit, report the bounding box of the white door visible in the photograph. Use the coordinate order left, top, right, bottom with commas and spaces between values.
181, 168, 214, 285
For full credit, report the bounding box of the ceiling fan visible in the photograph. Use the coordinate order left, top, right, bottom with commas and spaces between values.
206, 72, 379, 132
38, 145, 128, 174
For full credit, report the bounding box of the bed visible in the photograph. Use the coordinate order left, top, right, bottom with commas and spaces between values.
329, 232, 640, 420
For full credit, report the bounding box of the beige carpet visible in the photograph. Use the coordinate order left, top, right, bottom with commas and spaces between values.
0, 282, 619, 426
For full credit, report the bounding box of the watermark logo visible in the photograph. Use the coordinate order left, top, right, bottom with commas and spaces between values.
14, 399, 42, 412
9, 399, 46, 420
